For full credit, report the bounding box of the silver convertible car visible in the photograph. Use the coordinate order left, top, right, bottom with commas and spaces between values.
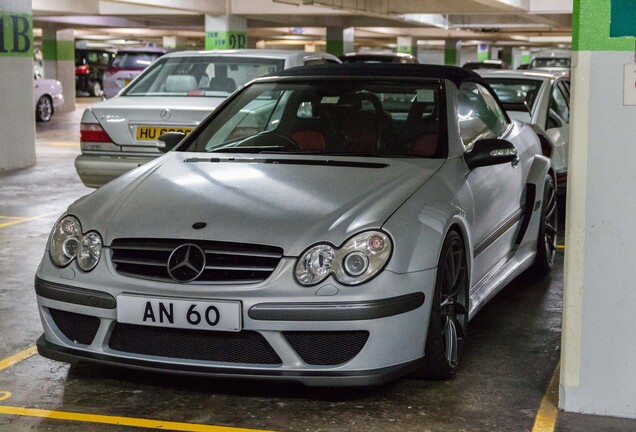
35, 64, 557, 386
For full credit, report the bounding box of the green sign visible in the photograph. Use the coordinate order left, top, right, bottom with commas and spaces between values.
610, 0, 636, 37
205, 31, 247, 50
0, 12, 33, 57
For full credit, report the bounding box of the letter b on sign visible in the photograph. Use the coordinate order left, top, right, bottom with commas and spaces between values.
0, 13, 33, 56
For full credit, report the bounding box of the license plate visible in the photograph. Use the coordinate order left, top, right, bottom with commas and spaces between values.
135, 126, 194, 141
117, 295, 241, 332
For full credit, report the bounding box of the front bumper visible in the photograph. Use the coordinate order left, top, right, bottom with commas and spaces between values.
74, 153, 156, 188
34, 259, 435, 386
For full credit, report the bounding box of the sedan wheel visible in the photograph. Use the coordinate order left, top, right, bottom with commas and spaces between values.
529, 174, 557, 276
91, 81, 103, 97
415, 230, 469, 380
36, 96, 53, 122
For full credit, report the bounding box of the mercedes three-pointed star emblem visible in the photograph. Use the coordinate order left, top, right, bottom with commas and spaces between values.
160, 108, 171, 120
167, 244, 206, 282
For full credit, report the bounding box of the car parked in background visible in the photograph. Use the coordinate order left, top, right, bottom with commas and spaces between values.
36, 64, 556, 386
529, 49, 571, 73
340, 51, 418, 64
463, 60, 509, 70
103, 47, 169, 99
480, 70, 570, 194
75, 49, 341, 187
34, 75, 64, 122
75, 48, 115, 97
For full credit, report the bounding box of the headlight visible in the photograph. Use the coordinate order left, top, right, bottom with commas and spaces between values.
49, 216, 103, 271
295, 231, 392, 286
77, 231, 102, 271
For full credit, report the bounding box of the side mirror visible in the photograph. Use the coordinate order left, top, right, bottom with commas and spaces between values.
464, 139, 518, 170
157, 132, 185, 153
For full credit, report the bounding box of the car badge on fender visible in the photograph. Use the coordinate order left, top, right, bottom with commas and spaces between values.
160, 108, 171, 120
167, 244, 206, 282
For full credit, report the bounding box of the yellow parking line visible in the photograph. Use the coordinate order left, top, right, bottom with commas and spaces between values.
556, 245, 565, 250
531, 364, 560, 432
0, 404, 273, 432
0, 211, 59, 229
0, 346, 37, 373
48, 142, 80, 147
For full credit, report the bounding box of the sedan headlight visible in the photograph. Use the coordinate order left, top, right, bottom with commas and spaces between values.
295, 231, 392, 286
50, 216, 102, 271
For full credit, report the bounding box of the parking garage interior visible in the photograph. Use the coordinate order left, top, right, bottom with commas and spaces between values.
1, 0, 636, 431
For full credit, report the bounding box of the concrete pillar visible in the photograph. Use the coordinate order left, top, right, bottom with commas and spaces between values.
326, 27, 354, 57
560, 0, 636, 419
41, 27, 74, 112
477, 43, 489, 61
397, 36, 416, 56
511, 48, 529, 69
163, 35, 187, 50
204, 14, 247, 50
0, 0, 36, 171
444, 39, 460, 66
501, 46, 513, 67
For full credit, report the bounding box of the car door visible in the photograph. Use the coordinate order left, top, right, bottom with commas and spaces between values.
544, 79, 570, 175
458, 82, 529, 286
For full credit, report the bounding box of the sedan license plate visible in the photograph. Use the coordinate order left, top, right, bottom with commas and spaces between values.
117, 295, 241, 332
135, 126, 194, 141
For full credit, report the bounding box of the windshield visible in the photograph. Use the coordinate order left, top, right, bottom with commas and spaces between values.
123, 56, 285, 97
485, 78, 542, 113
183, 80, 444, 158
112, 52, 163, 70
530, 57, 570, 69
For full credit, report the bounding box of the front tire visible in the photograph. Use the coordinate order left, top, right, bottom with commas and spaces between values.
91, 80, 103, 97
529, 174, 557, 276
415, 230, 469, 380
36, 96, 53, 122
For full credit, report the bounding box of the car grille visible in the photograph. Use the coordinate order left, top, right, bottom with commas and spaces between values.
110, 238, 283, 283
49, 308, 101, 345
108, 323, 282, 365
283, 331, 370, 365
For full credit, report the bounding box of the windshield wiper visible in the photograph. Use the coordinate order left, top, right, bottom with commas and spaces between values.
209, 146, 293, 154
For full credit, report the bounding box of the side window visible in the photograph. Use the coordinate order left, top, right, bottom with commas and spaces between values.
551, 83, 569, 123
457, 82, 508, 149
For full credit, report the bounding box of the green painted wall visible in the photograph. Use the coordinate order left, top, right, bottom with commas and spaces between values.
42, 39, 74, 61
326, 40, 344, 57
0, 11, 33, 57
573, 0, 635, 51
444, 48, 457, 65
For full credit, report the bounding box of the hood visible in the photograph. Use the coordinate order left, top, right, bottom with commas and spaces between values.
68, 153, 444, 255
88, 96, 227, 146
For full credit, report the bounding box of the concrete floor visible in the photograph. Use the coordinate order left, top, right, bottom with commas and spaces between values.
0, 99, 634, 431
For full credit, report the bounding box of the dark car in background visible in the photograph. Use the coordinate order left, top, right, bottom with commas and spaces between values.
103, 47, 169, 99
340, 51, 418, 64
75, 48, 115, 97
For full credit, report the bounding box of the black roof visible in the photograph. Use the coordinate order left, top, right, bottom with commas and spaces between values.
270, 63, 485, 87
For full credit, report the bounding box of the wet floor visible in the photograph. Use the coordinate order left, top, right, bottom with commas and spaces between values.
0, 99, 633, 431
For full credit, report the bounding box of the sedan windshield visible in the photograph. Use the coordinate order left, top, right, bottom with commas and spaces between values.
485, 78, 542, 113
184, 80, 444, 158
123, 56, 285, 97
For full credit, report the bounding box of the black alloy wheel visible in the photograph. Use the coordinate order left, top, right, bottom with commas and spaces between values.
415, 230, 469, 380
529, 174, 557, 276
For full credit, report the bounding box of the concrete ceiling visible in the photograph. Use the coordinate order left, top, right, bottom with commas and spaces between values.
32, 0, 572, 50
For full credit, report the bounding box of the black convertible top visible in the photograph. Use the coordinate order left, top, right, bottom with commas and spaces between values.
269, 63, 486, 87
